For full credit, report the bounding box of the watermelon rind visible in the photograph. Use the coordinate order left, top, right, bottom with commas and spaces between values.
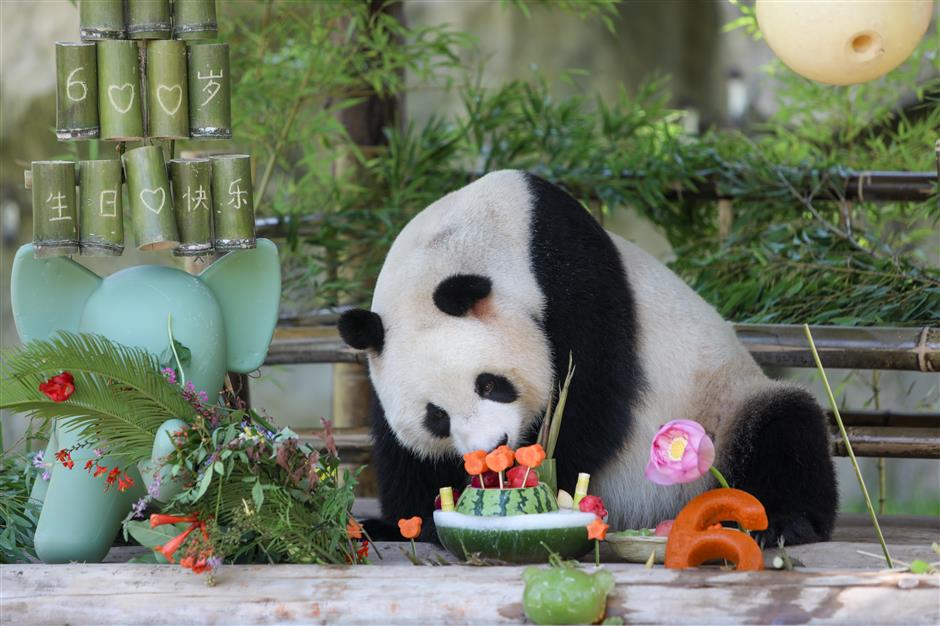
434, 510, 595, 563
455, 483, 559, 517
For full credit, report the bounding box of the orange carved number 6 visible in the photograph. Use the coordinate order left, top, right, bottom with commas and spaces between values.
664, 488, 768, 571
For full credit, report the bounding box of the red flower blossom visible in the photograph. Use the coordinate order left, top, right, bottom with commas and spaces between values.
39, 372, 75, 402
181, 553, 212, 574
154, 525, 198, 563
54, 449, 74, 470
104, 467, 121, 490
357, 540, 370, 560
93, 464, 107, 478
84, 459, 94, 471
150, 513, 199, 528
118, 472, 135, 493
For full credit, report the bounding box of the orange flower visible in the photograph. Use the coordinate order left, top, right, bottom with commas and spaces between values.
586, 518, 609, 541
463, 450, 487, 476
485, 445, 515, 473
515, 443, 546, 469
347, 517, 363, 540
398, 516, 422, 539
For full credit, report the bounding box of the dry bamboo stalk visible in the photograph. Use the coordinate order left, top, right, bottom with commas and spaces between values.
169, 158, 213, 256
210, 154, 255, 249
147, 40, 189, 139
78, 159, 124, 256
96, 40, 144, 140
123, 145, 178, 251
173, 0, 218, 40
31, 161, 79, 257
126, 0, 171, 39
187, 43, 231, 138
55, 42, 99, 140
79, 0, 125, 40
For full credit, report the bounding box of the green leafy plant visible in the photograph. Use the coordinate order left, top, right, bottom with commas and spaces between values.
0, 453, 39, 563
224, 1, 937, 326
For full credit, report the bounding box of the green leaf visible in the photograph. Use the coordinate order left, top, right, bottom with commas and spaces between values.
252, 479, 265, 509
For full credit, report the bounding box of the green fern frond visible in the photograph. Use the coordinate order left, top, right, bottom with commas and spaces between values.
0, 333, 193, 465
1, 332, 191, 418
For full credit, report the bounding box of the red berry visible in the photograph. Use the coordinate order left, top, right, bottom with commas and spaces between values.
578, 495, 608, 519
506, 465, 538, 488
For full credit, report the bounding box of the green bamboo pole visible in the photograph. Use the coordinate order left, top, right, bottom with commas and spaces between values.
187, 43, 231, 139
79, 159, 124, 256
169, 158, 214, 256
173, 0, 218, 40
804, 324, 893, 568
126, 0, 171, 40
210, 154, 256, 249
97, 40, 144, 141
79, 0, 125, 40
147, 40, 189, 139
31, 161, 79, 258
123, 145, 179, 251
55, 42, 99, 140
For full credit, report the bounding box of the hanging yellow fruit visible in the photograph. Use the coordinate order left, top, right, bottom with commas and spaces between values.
755, 0, 935, 86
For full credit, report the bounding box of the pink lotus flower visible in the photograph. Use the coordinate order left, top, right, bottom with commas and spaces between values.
644, 419, 715, 485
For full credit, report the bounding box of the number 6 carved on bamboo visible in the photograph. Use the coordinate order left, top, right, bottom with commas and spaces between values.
664, 488, 768, 571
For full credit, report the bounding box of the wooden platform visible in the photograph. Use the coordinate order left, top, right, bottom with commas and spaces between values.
2, 510, 938, 625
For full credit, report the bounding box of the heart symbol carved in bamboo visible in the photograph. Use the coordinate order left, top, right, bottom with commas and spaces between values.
107, 83, 135, 114
140, 188, 166, 214
156, 84, 183, 116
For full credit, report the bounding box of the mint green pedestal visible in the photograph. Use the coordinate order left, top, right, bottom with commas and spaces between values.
10, 239, 281, 563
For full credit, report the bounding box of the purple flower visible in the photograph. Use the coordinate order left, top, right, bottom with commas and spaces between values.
31, 451, 45, 469
147, 472, 162, 499
161, 367, 177, 385
93, 448, 105, 459
644, 419, 716, 485
41, 471, 51, 481
131, 497, 148, 519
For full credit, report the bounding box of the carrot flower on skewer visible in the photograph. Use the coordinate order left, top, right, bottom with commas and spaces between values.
485, 445, 515, 489
463, 450, 487, 488
515, 443, 546, 487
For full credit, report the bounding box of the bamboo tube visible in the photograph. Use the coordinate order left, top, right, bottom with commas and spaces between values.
187, 43, 231, 138
97, 40, 144, 141
55, 42, 99, 140
79, 0, 125, 40
147, 40, 189, 139
31, 161, 79, 258
173, 0, 218, 40
169, 158, 213, 256
123, 145, 178, 251
210, 154, 255, 249
79, 159, 124, 256
126, 0, 171, 40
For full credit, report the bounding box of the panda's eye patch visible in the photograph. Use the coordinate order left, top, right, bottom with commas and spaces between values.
475, 373, 518, 403
424, 403, 450, 438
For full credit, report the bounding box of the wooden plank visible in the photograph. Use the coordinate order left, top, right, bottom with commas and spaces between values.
264, 322, 939, 372
2, 562, 936, 625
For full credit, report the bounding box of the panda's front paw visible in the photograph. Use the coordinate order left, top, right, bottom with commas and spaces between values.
753, 513, 828, 548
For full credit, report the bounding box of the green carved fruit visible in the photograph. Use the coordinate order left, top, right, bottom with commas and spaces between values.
456, 484, 559, 516
522, 565, 616, 625
433, 509, 594, 563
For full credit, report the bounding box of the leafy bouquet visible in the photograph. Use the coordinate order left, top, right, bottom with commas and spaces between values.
0, 332, 366, 570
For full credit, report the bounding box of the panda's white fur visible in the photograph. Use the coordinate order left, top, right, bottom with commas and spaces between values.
345, 169, 837, 541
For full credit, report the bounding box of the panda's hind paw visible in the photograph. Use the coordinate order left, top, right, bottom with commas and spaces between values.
752, 513, 828, 548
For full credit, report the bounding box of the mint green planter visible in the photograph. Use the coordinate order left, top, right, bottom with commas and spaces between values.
10, 239, 281, 563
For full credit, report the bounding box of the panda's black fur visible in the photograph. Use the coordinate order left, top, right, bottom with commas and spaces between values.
344, 172, 837, 545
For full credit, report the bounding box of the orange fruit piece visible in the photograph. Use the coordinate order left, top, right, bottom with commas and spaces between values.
463, 450, 487, 476
398, 516, 423, 540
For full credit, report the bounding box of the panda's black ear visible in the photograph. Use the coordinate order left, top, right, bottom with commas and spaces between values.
338, 309, 385, 353
433, 274, 492, 317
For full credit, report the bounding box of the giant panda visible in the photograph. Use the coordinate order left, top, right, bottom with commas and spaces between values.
338, 169, 837, 545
